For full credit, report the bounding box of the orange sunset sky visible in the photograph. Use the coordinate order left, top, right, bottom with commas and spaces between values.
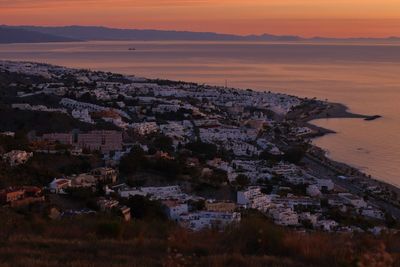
1, 0, 400, 37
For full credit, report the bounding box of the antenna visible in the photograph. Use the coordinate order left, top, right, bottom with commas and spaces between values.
225, 79, 228, 88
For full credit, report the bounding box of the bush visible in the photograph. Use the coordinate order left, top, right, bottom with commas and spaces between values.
235, 174, 250, 188
151, 135, 174, 153
65, 187, 97, 202
259, 149, 282, 162
119, 146, 148, 175
222, 216, 285, 255
151, 158, 181, 180
283, 145, 309, 164
96, 221, 123, 239
124, 195, 167, 221
185, 141, 218, 161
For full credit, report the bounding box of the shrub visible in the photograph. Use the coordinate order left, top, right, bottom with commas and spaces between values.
96, 221, 123, 239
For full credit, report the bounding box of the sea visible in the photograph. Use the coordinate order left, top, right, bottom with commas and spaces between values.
0, 40, 399, 187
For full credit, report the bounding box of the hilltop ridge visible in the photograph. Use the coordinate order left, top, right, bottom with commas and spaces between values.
1, 25, 400, 43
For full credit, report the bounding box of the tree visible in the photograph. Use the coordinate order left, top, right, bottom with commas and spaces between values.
119, 146, 148, 175
236, 174, 250, 188
259, 149, 282, 162
188, 199, 205, 211
151, 135, 174, 153
96, 221, 123, 239
283, 145, 308, 164
151, 158, 181, 180
185, 141, 218, 161
65, 187, 97, 202
124, 195, 167, 220
206, 169, 228, 185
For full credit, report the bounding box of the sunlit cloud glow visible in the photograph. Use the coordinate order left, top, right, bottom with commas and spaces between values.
1, 0, 400, 37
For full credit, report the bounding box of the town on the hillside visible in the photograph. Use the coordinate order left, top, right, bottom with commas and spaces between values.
1, 61, 399, 233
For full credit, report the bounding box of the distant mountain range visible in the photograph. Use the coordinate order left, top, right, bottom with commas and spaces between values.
1, 25, 400, 44
0, 27, 79, 43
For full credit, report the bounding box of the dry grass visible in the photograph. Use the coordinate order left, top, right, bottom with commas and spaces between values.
0, 238, 166, 267
0, 209, 399, 267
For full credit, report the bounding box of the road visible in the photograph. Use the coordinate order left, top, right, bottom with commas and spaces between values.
304, 154, 400, 221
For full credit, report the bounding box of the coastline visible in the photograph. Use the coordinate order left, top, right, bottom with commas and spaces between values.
300, 102, 381, 136
290, 100, 400, 218
1, 59, 398, 220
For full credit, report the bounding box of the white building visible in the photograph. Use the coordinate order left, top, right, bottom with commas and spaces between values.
315, 220, 339, 231
72, 109, 94, 124
2, 150, 33, 166
131, 122, 159, 135
338, 193, 367, 208
269, 207, 299, 226
163, 200, 189, 221
12, 103, 67, 114
291, 127, 314, 137
49, 178, 71, 194
180, 211, 241, 231
284, 174, 310, 185
272, 196, 321, 210
227, 141, 260, 157
199, 126, 257, 143
237, 187, 272, 211
272, 162, 301, 176
97, 197, 119, 211
0, 132, 15, 137
207, 158, 232, 173
299, 212, 319, 225
117, 185, 197, 201
361, 207, 385, 220
314, 179, 335, 192
160, 121, 193, 146
306, 185, 322, 197
61, 98, 105, 112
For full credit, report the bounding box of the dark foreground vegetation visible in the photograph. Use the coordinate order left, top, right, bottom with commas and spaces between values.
0, 208, 398, 267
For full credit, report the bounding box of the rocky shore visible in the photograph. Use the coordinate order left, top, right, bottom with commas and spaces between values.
296, 102, 381, 136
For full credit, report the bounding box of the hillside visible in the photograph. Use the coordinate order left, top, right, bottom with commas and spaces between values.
1, 61, 399, 267
0, 27, 79, 44
3, 25, 303, 41
2, 25, 400, 43
0, 209, 398, 267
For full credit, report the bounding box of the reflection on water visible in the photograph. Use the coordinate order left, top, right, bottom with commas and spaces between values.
0, 41, 399, 186
311, 118, 400, 187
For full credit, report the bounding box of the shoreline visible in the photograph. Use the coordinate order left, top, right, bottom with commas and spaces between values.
303, 102, 381, 136
1, 59, 398, 219
289, 100, 400, 218
287, 101, 381, 137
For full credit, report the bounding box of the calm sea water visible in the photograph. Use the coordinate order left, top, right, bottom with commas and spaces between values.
0, 41, 399, 187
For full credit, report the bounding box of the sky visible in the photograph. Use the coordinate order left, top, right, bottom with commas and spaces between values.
1, 0, 400, 37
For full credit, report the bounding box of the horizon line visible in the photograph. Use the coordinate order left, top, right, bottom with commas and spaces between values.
2, 24, 400, 40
